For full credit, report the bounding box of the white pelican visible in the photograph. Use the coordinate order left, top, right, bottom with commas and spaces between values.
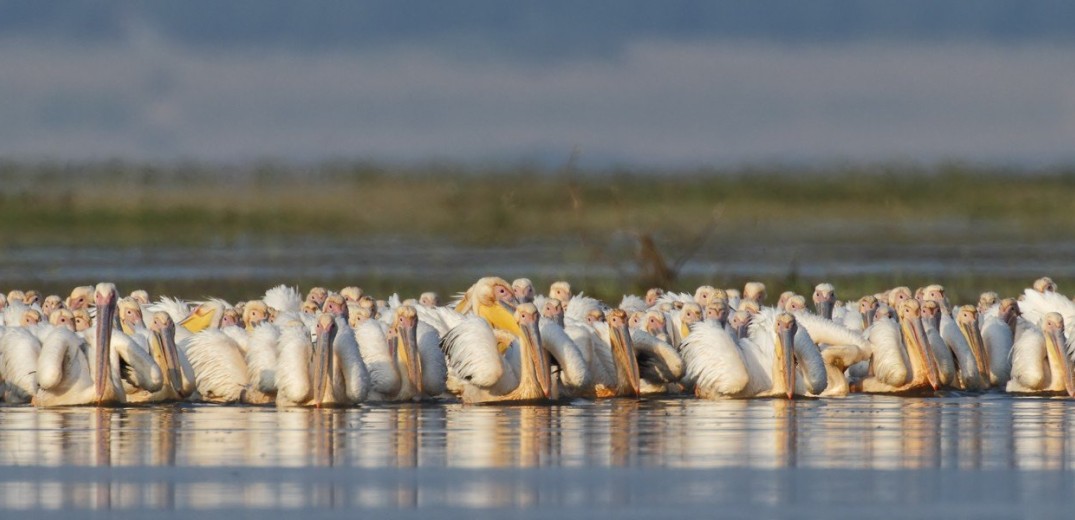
35, 283, 159, 406
583, 309, 642, 398
512, 278, 536, 304
812, 283, 836, 320
841, 295, 878, 332
441, 302, 554, 404
124, 312, 196, 403
276, 313, 368, 407
1007, 312, 1075, 396
918, 300, 957, 388
980, 298, 1019, 384
683, 311, 826, 399
363, 305, 448, 401
742, 282, 766, 306
859, 299, 941, 394
788, 309, 871, 397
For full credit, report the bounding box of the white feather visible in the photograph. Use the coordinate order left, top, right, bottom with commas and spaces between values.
681, 321, 749, 397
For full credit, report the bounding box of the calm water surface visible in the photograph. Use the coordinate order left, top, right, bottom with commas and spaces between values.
1, 394, 1075, 518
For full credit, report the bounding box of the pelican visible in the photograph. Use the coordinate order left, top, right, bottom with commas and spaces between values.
1007, 312, 1075, 396
587, 309, 642, 397
683, 310, 826, 399
124, 312, 196, 403
742, 282, 766, 306
842, 295, 878, 332
35, 283, 159, 406
812, 284, 836, 320
276, 313, 368, 407
363, 305, 448, 401
859, 299, 941, 394
788, 309, 871, 397
441, 302, 554, 403
980, 298, 1019, 384
512, 278, 536, 304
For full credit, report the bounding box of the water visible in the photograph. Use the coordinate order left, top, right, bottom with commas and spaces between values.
2, 394, 1075, 517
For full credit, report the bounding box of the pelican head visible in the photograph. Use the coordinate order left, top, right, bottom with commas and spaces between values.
67, 286, 93, 311
348, 305, 372, 328
306, 287, 328, 307
512, 278, 536, 304
541, 298, 565, 327
392, 305, 424, 396
49, 309, 76, 331
73, 309, 92, 332
339, 286, 363, 302
628, 311, 644, 329
813, 283, 837, 320
645, 288, 664, 307
694, 285, 717, 307
117, 297, 144, 335
216, 307, 236, 327
586, 309, 605, 325
858, 295, 878, 329
7, 290, 25, 305
920, 300, 942, 331
956, 305, 990, 385
784, 295, 807, 314
149, 311, 183, 395
41, 295, 64, 317
243, 300, 270, 330
898, 299, 940, 391
461, 277, 521, 337
608, 309, 641, 397
774, 313, 798, 399
301, 301, 320, 315
887, 287, 912, 310
180, 300, 226, 333
311, 313, 337, 406
21, 309, 42, 327
644, 310, 666, 337
549, 281, 572, 305
23, 290, 41, 306
730, 310, 752, 340
739, 300, 761, 315
1041, 312, 1075, 396
515, 303, 552, 398
743, 282, 767, 305
777, 291, 796, 310
418, 292, 439, 308
998, 298, 1020, 335
922, 284, 948, 308
323, 294, 348, 319
874, 304, 893, 323
705, 299, 729, 326
1034, 277, 1057, 294
129, 289, 150, 305
94, 283, 118, 403
978, 291, 999, 314
680, 303, 702, 339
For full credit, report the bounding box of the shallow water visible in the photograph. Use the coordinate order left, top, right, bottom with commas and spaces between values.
2, 394, 1075, 517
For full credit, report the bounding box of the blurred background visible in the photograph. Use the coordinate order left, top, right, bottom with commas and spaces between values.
2, 1, 1074, 302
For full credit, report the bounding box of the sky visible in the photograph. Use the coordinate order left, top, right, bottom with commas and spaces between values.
2, 1, 1074, 168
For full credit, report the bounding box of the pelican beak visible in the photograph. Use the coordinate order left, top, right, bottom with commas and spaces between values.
154, 320, 183, 395
903, 316, 940, 391
861, 309, 874, 329
94, 289, 116, 404
1044, 327, 1075, 397
679, 320, 693, 343
777, 317, 796, 399
816, 299, 834, 321
312, 315, 337, 407
180, 303, 216, 333
479, 300, 523, 344
610, 321, 641, 397
396, 316, 424, 396
520, 317, 552, 398
958, 319, 990, 388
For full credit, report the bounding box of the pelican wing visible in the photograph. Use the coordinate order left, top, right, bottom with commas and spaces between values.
36, 327, 87, 392
938, 317, 984, 388
417, 321, 448, 396
794, 312, 870, 369
440, 317, 510, 390
114, 331, 163, 393
540, 320, 591, 389
793, 329, 828, 395
840, 309, 865, 332
333, 319, 369, 403
565, 294, 605, 325
182, 330, 251, 403
264, 285, 303, 314
980, 316, 1013, 383
866, 320, 910, 387
246, 324, 281, 394
589, 322, 619, 388
1020, 289, 1075, 336
619, 295, 647, 313
1, 327, 42, 399
148, 297, 191, 325
680, 322, 749, 397
630, 328, 684, 383
1008, 325, 1046, 390
275, 325, 312, 404
354, 320, 400, 398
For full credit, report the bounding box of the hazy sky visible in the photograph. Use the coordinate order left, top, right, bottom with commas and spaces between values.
2, 1, 1074, 167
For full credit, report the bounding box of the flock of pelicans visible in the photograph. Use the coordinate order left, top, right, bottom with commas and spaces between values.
0, 276, 1074, 407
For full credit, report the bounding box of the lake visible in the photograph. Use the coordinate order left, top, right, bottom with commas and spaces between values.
1, 394, 1074, 518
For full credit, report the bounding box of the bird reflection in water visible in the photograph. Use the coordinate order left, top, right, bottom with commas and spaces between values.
0, 397, 1073, 511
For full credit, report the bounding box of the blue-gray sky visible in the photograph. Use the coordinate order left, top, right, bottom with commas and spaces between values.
2, 1, 1074, 167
